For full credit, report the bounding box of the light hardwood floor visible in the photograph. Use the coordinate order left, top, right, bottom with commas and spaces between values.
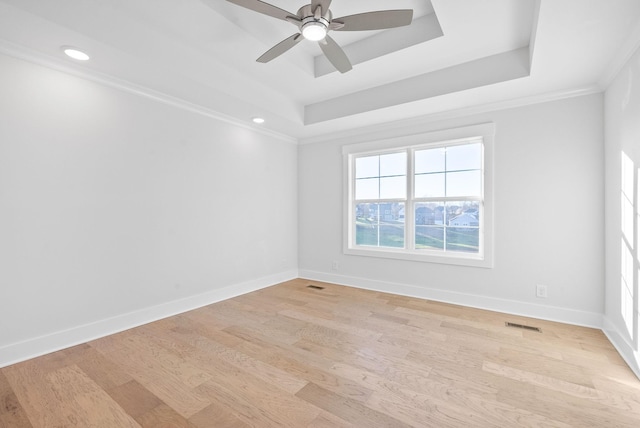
2, 279, 640, 427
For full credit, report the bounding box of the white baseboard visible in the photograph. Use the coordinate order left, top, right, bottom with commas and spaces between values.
299, 270, 604, 329
602, 317, 640, 380
0, 270, 298, 368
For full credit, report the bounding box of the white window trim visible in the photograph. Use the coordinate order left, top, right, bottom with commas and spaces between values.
342, 123, 495, 268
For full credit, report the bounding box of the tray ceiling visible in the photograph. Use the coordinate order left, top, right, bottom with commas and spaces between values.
0, 0, 639, 142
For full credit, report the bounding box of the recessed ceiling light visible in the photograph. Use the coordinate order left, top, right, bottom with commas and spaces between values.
252, 117, 265, 124
62, 46, 90, 61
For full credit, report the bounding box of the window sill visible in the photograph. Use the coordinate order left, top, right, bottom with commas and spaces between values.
344, 246, 494, 268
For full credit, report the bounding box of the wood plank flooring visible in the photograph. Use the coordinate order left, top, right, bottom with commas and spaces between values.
2, 278, 640, 427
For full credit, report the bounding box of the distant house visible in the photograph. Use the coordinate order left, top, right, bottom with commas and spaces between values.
377, 203, 396, 221
356, 203, 399, 221
434, 206, 444, 225
415, 206, 434, 224
449, 213, 479, 227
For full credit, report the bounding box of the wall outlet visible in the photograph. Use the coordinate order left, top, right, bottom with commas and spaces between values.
331, 260, 340, 271
536, 284, 548, 298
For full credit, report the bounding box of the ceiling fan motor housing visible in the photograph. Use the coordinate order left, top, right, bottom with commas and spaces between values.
298, 4, 331, 39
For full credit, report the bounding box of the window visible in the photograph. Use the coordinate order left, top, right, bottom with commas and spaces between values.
343, 123, 494, 268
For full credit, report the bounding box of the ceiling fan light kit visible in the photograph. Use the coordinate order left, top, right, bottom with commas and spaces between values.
301, 20, 328, 41
300, 4, 330, 41
224, 0, 413, 73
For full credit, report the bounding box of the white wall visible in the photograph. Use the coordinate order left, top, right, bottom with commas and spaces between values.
0, 53, 298, 366
604, 46, 640, 378
0, 48, 618, 371
299, 94, 604, 327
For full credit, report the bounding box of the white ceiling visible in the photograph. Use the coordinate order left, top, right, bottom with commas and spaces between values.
0, 0, 639, 143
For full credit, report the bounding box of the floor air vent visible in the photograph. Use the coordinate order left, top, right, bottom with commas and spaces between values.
505, 322, 541, 333
307, 284, 325, 290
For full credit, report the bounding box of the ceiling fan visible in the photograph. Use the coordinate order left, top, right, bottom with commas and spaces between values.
224, 0, 414, 73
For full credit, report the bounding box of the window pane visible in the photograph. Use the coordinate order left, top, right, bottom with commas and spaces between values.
622, 195, 633, 245
446, 170, 481, 197
446, 227, 479, 253
355, 156, 379, 179
380, 176, 406, 199
415, 202, 445, 225
415, 226, 444, 250
355, 204, 378, 246
448, 201, 480, 224
445, 203, 459, 225
380, 152, 406, 176
622, 151, 633, 198
355, 203, 373, 220
415, 202, 445, 250
446, 143, 481, 171
448, 213, 479, 227
380, 222, 405, 248
355, 178, 378, 200
415, 173, 445, 198
445, 200, 479, 253
415, 148, 445, 174
355, 203, 405, 248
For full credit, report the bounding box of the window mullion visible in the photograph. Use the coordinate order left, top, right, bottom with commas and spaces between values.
377, 156, 381, 200
376, 204, 380, 247
350, 155, 355, 248
443, 148, 447, 253
479, 200, 485, 257
406, 148, 415, 250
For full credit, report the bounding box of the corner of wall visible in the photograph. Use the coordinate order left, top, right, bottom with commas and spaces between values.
602, 317, 640, 380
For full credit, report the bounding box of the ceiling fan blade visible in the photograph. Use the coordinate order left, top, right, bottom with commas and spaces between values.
256, 33, 303, 63
311, 0, 332, 14
333, 10, 413, 31
318, 35, 352, 73
226, 0, 296, 22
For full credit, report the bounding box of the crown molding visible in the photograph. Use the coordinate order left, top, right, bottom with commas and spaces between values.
0, 39, 298, 145
0, 35, 612, 148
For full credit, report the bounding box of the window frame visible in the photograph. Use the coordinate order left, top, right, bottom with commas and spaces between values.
343, 123, 495, 268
